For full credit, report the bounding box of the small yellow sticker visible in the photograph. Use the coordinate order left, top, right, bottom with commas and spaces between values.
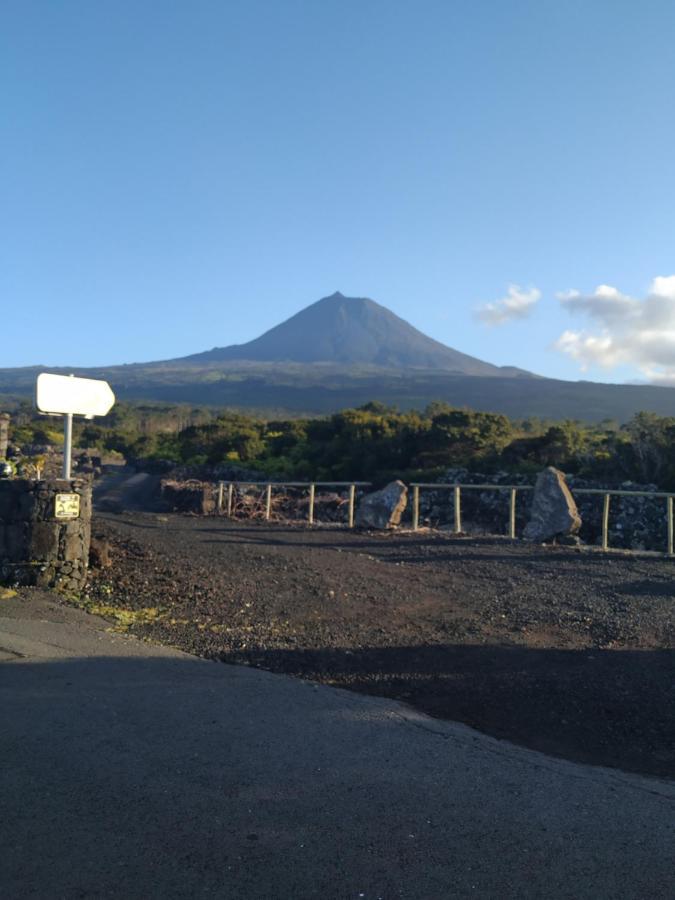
55, 493, 80, 519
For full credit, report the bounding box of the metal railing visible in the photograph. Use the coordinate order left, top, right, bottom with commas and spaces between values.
410, 483, 533, 538
573, 488, 675, 556
410, 483, 675, 557
216, 481, 371, 528
212, 478, 675, 556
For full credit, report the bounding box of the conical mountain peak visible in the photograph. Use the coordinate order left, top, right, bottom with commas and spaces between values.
179, 293, 530, 376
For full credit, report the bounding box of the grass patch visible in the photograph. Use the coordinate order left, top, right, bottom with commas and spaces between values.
72, 593, 165, 631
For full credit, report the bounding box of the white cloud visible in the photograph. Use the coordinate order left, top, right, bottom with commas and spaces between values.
556, 285, 639, 322
554, 276, 675, 379
476, 284, 541, 326
651, 275, 675, 300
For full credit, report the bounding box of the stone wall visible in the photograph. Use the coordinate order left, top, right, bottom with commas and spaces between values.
161, 479, 216, 515
0, 478, 92, 592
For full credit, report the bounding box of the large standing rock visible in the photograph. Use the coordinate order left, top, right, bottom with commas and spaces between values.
356, 481, 408, 529
524, 467, 581, 541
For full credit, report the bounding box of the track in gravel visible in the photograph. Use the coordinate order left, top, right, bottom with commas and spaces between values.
86, 512, 675, 779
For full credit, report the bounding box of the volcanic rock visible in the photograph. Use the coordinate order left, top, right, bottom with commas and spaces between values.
356, 481, 408, 529
524, 467, 581, 542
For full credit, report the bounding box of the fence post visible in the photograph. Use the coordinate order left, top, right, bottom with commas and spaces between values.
453, 485, 462, 534
265, 483, 272, 521
667, 496, 674, 557
412, 485, 419, 531
602, 493, 610, 551
217, 481, 224, 514
308, 483, 315, 525
226, 483, 234, 518
509, 488, 516, 539
348, 484, 356, 528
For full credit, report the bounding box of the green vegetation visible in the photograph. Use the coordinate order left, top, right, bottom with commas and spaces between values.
9, 400, 675, 488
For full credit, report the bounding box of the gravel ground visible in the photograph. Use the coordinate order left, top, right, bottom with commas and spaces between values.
84, 512, 675, 779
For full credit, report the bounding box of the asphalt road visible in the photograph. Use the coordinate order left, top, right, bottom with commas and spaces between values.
1, 590, 674, 899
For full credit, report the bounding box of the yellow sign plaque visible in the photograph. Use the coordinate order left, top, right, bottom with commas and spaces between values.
55, 493, 80, 519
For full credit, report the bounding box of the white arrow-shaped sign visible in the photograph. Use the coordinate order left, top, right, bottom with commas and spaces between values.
36, 373, 115, 418
36, 373, 116, 479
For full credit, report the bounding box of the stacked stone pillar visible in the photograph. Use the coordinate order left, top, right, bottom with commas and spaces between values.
0, 478, 92, 592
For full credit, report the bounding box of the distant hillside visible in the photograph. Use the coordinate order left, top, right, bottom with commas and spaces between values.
2, 360, 675, 423
176, 292, 532, 377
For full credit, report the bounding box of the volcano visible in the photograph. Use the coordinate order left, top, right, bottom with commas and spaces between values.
177, 292, 532, 377
6, 292, 675, 423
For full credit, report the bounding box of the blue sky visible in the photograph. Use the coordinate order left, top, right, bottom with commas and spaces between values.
2, 0, 675, 381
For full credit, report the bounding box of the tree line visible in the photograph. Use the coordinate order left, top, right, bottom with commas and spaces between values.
8, 399, 675, 488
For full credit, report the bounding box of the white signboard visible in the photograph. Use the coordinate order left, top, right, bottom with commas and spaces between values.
36, 373, 115, 418
55, 493, 81, 519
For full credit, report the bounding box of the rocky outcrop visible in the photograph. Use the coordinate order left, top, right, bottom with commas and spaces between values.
523, 467, 581, 542
355, 481, 408, 529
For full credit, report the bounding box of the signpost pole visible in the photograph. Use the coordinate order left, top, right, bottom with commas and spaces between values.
63, 413, 73, 479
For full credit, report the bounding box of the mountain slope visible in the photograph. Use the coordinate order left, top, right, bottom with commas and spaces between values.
3, 360, 675, 423
177, 292, 531, 376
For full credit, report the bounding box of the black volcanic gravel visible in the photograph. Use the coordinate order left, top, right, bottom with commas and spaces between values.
84, 513, 675, 779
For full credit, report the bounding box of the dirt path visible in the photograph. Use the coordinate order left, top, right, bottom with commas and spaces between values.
85, 513, 675, 779
93, 467, 164, 513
